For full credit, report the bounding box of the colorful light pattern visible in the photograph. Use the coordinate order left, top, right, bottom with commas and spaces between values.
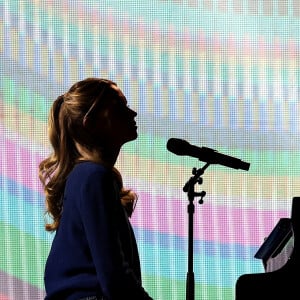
1, 1, 300, 299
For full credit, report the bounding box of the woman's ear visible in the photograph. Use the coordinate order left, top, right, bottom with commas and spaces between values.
83, 116, 95, 130
83, 116, 98, 134
83, 116, 89, 128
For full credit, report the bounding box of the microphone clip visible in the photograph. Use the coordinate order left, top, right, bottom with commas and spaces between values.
183, 163, 210, 205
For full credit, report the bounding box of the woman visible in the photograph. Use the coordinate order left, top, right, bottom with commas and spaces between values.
39, 78, 153, 300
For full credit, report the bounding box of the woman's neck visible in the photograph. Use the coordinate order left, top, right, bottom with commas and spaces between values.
75, 142, 120, 167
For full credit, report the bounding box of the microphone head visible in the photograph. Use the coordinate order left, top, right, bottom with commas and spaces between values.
166, 138, 190, 156
167, 138, 251, 171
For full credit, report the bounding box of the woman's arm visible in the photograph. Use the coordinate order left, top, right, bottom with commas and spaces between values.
79, 166, 153, 299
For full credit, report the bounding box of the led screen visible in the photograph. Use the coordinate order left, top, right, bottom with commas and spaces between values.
1, 1, 300, 299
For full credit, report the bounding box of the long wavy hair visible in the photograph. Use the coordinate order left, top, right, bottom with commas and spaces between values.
39, 78, 137, 232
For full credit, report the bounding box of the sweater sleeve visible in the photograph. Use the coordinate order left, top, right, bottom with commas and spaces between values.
78, 166, 153, 300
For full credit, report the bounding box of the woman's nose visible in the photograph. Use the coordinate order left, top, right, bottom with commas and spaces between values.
130, 107, 137, 117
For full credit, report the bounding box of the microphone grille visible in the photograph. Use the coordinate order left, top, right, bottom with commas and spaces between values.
166, 138, 189, 155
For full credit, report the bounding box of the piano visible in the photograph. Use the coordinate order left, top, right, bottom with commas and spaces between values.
254, 217, 294, 273
235, 197, 300, 299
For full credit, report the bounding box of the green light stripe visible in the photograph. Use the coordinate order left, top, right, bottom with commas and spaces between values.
0, 221, 50, 288
124, 134, 300, 176
143, 274, 234, 300
1, 76, 50, 122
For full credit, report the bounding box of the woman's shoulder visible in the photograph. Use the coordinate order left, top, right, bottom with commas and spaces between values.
71, 161, 111, 177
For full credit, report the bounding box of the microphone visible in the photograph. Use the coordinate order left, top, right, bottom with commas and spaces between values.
166, 138, 250, 171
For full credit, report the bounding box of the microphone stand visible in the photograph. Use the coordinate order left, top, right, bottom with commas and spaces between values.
183, 162, 210, 300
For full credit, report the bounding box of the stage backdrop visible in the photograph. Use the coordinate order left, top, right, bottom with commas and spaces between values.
1, 1, 300, 299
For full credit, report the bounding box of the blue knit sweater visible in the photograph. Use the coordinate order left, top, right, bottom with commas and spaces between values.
44, 162, 152, 300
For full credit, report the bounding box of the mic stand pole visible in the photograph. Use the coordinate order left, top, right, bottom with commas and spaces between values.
183, 163, 210, 300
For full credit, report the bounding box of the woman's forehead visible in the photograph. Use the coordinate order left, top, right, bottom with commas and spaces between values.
109, 84, 127, 103
110, 84, 121, 95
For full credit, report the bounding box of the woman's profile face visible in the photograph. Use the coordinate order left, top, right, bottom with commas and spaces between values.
92, 84, 138, 148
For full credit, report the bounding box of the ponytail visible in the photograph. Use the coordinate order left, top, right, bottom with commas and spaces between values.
39, 94, 78, 231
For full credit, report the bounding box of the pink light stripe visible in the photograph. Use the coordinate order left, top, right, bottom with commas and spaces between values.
131, 192, 290, 246
0, 137, 44, 195
2, 136, 292, 246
